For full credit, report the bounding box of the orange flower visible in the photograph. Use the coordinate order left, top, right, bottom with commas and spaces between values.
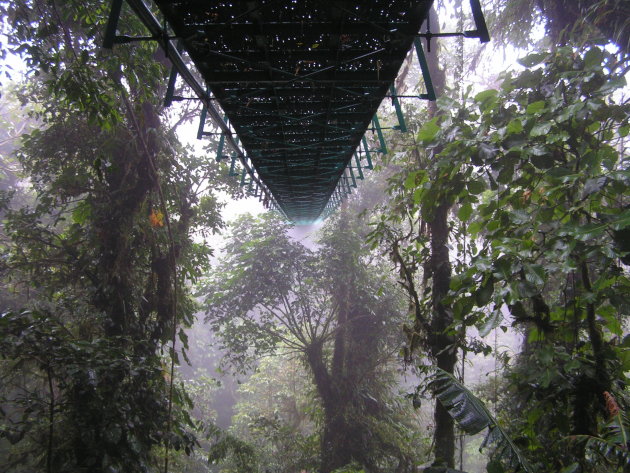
604, 391, 620, 418
149, 208, 165, 228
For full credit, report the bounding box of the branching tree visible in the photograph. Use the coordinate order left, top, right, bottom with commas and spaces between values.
202, 211, 420, 473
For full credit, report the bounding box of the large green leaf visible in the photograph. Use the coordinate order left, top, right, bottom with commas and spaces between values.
567, 433, 630, 470
429, 369, 535, 473
418, 118, 441, 143
457, 202, 473, 222
517, 52, 548, 68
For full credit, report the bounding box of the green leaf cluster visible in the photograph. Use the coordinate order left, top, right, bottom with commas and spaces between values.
371, 44, 629, 472
0, 1, 228, 471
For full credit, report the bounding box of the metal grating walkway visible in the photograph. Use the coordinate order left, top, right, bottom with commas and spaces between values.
105, 0, 488, 223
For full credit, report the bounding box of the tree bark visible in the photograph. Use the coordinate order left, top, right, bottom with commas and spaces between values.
308, 332, 356, 473
308, 213, 386, 472
424, 7, 456, 468
429, 203, 457, 467
570, 262, 612, 435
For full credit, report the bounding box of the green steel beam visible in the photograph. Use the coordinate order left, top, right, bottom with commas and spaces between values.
389, 84, 407, 132
343, 174, 351, 194
229, 156, 238, 176
361, 137, 374, 169
102, 0, 124, 49
348, 166, 357, 188
215, 115, 228, 162
371, 115, 387, 153
216, 132, 226, 162
164, 41, 184, 107
164, 65, 178, 108
197, 106, 208, 140
354, 152, 364, 180
414, 37, 436, 101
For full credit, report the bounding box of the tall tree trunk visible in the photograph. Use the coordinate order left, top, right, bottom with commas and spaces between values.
306, 341, 351, 472
308, 211, 385, 473
429, 202, 456, 467
424, 7, 456, 468
309, 319, 358, 473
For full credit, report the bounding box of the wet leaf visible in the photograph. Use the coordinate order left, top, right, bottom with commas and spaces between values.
418, 118, 440, 143
458, 202, 473, 222
517, 52, 548, 67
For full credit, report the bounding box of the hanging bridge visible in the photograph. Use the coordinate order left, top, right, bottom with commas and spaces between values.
104, 0, 489, 223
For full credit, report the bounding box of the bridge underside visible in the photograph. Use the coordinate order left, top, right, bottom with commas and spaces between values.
154, 0, 433, 222
108, 0, 487, 221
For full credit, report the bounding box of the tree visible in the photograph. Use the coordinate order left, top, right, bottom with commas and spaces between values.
371, 40, 629, 472
367, 5, 463, 467
0, 1, 228, 471
368, 1, 630, 469
455, 45, 630, 472
202, 211, 420, 473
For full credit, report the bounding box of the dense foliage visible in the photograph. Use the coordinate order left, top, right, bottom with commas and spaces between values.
0, 1, 228, 471
370, 44, 629, 472
201, 211, 425, 472
0, 1, 628, 473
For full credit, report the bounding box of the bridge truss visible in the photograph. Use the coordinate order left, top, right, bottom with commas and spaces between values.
104, 0, 488, 223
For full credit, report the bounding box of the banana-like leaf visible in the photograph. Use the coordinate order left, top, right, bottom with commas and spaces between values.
567, 434, 630, 470
429, 369, 534, 473
563, 410, 630, 471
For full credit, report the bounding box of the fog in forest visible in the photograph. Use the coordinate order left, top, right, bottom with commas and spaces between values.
1, 1, 628, 473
